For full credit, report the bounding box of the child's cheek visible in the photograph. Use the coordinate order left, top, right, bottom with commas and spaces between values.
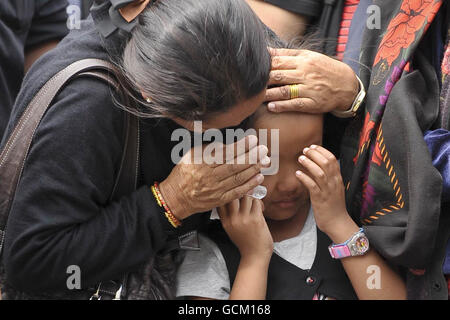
261, 176, 277, 209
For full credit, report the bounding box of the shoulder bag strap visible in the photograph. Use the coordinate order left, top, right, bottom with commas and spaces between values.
0, 59, 139, 254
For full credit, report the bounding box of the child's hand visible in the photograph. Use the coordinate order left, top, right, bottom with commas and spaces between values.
218, 197, 273, 261
295, 145, 350, 235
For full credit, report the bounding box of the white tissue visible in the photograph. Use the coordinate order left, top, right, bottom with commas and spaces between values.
209, 186, 267, 220
210, 207, 220, 220
251, 185, 267, 199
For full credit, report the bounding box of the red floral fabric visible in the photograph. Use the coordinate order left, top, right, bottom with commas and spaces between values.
374, 0, 442, 67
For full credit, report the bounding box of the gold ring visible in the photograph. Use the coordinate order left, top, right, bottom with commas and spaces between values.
289, 84, 300, 99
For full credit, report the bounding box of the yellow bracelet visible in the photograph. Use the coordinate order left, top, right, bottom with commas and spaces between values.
150, 185, 162, 207
165, 212, 180, 228
151, 183, 182, 228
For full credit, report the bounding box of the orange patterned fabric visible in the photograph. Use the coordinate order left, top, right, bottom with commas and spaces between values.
373, 0, 441, 67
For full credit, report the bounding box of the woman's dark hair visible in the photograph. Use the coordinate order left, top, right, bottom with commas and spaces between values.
119, 0, 271, 121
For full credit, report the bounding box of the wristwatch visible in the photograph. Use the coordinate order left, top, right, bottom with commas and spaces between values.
331, 75, 366, 118
328, 228, 370, 259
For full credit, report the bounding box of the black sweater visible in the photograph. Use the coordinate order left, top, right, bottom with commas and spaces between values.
1, 20, 202, 293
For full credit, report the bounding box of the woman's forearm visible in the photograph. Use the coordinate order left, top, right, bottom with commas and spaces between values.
326, 217, 407, 300
228, 256, 270, 300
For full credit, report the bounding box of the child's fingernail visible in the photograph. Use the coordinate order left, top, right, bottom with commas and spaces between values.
310, 144, 318, 149
268, 103, 276, 111
303, 147, 310, 154
261, 156, 271, 166
299, 155, 306, 162
296, 170, 302, 176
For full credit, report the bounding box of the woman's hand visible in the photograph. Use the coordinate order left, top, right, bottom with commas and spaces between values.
295, 145, 352, 235
218, 196, 273, 260
265, 48, 359, 113
159, 136, 270, 220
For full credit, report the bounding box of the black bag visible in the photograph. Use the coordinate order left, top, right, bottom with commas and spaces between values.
0, 59, 177, 300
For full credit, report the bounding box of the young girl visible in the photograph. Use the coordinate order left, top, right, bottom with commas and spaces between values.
176, 106, 407, 300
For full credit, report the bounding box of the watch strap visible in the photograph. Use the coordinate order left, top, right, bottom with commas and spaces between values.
328, 244, 352, 259
328, 228, 365, 259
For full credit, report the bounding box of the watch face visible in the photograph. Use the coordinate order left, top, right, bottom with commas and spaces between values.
353, 235, 369, 254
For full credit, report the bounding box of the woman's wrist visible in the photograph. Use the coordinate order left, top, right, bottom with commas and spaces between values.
158, 179, 189, 221
335, 66, 360, 112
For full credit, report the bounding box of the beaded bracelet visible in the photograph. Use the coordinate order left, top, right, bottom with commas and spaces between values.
151, 184, 180, 228
151, 182, 182, 228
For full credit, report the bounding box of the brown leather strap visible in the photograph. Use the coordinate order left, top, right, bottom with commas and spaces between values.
76, 71, 118, 88
0, 59, 139, 253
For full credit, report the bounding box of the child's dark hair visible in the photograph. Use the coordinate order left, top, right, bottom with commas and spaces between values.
118, 0, 271, 121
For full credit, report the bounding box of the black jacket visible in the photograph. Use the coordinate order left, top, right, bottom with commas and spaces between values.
1, 19, 204, 294
0, 0, 69, 140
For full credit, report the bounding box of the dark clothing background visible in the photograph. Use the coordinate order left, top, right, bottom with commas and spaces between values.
82, 0, 94, 19
68, 0, 94, 19
265, 0, 323, 19
0, 0, 69, 140
265, 0, 345, 56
